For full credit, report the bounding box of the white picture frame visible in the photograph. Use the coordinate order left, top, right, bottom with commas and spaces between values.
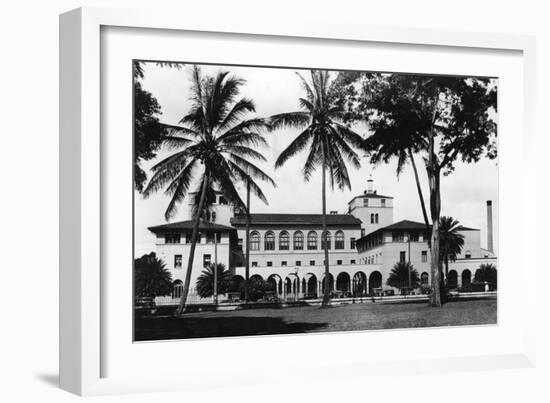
60, 6, 537, 396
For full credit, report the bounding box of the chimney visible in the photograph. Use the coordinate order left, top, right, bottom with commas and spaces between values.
486, 200, 493, 253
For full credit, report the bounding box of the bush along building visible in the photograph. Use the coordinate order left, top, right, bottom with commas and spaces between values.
147, 177, 497, 304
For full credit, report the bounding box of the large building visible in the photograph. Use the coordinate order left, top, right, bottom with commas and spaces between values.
148, 179, 497, 304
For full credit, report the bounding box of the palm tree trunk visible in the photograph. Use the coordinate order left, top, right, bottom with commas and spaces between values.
321, 143, 331, 307
176, 173, 209, 316
428, 165, 442, 307
408, 147, 431, 247
244, 181, 251, 302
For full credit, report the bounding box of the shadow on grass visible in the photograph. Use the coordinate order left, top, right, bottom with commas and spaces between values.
135, 315, 329, 341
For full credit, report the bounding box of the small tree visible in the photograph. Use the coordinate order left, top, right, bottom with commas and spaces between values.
386, 262, 420, 289
474, 263, 497, 286
439, 216, 465, 282
195, 263, 232, 298
134, 252, 172, 299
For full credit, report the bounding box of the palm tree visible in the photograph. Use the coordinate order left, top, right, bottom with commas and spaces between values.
271, 70, 364, 306
386, 261, 420, 289
143, 66, 275, 315
195, 263, 232, 298
134, 252, 172, 300
439, 216, 465, 283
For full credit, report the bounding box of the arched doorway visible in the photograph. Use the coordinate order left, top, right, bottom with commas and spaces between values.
229, 275, 245, 299
267, 274, 282, 296
461, 269, 471, 290
447, 270, 458, 289
336, 272, 351, 294
368, 271, 382, 295
248, 274, 265, 301
306, 274, 318, 298
353, 272, 367, 296
321, 273, 334, 296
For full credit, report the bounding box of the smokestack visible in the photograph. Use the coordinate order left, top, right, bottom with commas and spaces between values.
486, 200, 493, 253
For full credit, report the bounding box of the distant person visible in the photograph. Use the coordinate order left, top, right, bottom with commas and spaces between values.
484, 281, 489, 292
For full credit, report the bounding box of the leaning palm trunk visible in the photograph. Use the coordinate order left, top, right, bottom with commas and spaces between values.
321, 146, 331, 307
408, 147, 431, 247
244, 181, 251, 302
176, 174, 209, 316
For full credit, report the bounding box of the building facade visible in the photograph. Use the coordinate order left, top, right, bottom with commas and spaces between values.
148, 180, 497, 303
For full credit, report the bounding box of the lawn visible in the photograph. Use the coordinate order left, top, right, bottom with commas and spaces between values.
134, 298, 497, 341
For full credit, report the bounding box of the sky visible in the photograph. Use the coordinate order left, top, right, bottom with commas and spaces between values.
134, 62, 499, 256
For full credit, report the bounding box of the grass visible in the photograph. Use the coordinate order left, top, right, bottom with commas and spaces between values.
134, 298, 497, 341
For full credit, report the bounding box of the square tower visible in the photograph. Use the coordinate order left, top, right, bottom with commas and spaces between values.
348, 176, 394, 235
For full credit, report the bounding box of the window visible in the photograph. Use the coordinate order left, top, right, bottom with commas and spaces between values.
465, 251, 471, 259
264, 231, 275, 250
267, 261, 272, 267
350, 237, 356, 249
281, 261, 287, 267
350, 259, 356, 265
203, 254, 211, 267
238, 238, 243, 249
400, 251, 406, 263
310, 260, 315, 266
392, 232, 405, 242
293, 231, 304, 250
370, 214, 374, 224
337, 260, 342, 265
165, 232, 181, 244
252, 261, 258, 267
410, 232, 419, 242
335, 231, 345, 249
421, 250, 428, 262
363, 198, 369, 207
186, 233, 201, 244
250, 231, 260, 251
172, 280, 183, 299
361, 229, 365, 236
279, 231, 289, 250
375, 213, 379, 224
381, 199, 386, 207
295, 261, 301, 266
218, 196, 227, 205
307, 231, 317, 250
210, 212, 216, 222
174, 255, 182, 268
321, 231, 331, 250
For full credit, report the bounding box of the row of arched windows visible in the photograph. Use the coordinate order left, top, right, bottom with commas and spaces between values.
249, 230, 346, 251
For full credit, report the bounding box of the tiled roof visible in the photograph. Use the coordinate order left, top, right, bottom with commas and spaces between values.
381, 220, 431, 231
230, 213, 362, 227
148, 220, 235, 233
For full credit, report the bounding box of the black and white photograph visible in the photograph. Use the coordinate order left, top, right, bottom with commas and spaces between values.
132, 61, 498, 341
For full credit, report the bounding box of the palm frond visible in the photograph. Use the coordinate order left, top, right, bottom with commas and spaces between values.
163, 159, 198, 220
274, 127, 314, 168
228, 153, 276, 186
224, 145, 267, 162
217, 98, 256, 132
269, 112, 310, 130
143, 150, 190, 197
